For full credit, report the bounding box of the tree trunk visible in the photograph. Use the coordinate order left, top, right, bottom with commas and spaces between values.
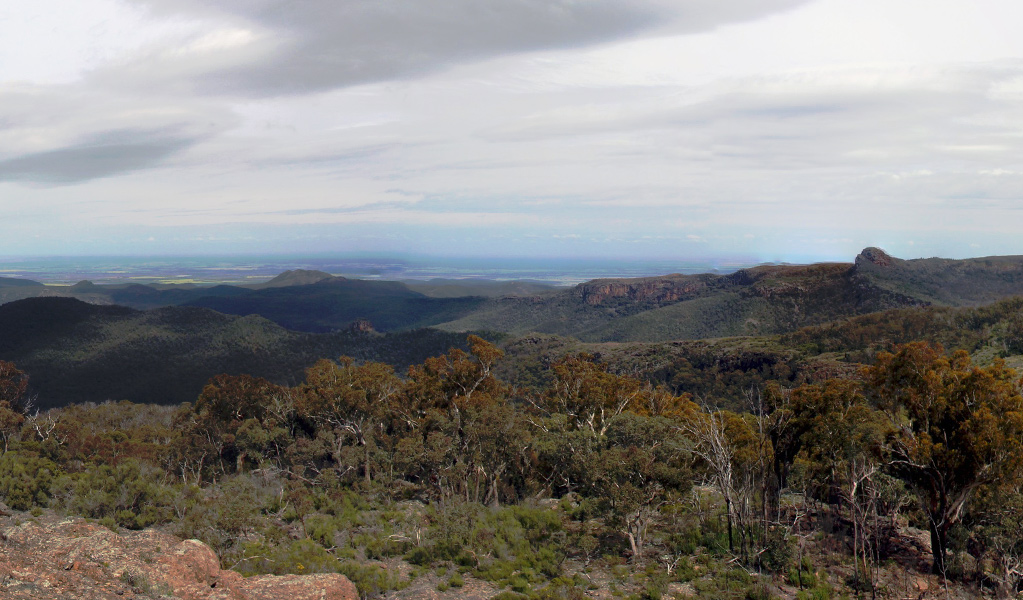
627, 532, 639, 560
929, 519, 947, 575
364, 442, 372, 484
726, 498, 734, 552
487, 474, 500, 508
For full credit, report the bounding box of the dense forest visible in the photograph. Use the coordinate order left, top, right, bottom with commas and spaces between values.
1, 334, 1021, 599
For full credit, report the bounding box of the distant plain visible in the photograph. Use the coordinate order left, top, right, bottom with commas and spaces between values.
0, 255, 748, 287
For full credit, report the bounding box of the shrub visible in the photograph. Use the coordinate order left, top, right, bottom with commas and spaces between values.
50, 459, 172, 528
0, 451, 58, 510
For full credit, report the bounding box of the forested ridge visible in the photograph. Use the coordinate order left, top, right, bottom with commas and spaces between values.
1, 334, 1022, 599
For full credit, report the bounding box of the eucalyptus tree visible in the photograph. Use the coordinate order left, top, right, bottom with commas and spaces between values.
864, 342, 1023, 575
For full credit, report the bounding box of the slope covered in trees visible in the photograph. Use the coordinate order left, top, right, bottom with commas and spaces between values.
182, 277, 487, 333
0, 297, 479, 407
1, 337, 1023, 599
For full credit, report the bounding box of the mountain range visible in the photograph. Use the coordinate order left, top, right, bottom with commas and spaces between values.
8, 248, 1023, 406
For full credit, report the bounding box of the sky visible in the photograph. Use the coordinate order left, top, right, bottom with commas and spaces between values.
2, 0, 1023, 264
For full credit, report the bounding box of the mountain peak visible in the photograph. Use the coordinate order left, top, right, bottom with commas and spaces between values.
856, 247, 895, 268
258, 269, 337, 288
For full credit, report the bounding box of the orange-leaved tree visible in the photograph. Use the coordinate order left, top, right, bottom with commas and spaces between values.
863, 342, 1023, 575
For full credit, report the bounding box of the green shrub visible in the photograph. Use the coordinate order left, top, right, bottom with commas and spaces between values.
746, 583, 775, 600
0, 452, 58, 510
339, 561, 405, 597
786, 563, 816, 588
51, 459, 174, 529
796, 582, 833, 600
509, 575, 531, 593
531, 583, 590, 600
304, 514, 340, 547
405, 546, 432, 566
237, 538, 337, 576
759, 530, 792, 573
474, 558, 515, 581
365, 536, 410, 559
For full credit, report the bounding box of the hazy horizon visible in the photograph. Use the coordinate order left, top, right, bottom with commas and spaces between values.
0, 252, 770, 286
1, 243, 1015, 288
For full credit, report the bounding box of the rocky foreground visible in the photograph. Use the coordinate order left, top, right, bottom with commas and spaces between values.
0, 508, 358, 600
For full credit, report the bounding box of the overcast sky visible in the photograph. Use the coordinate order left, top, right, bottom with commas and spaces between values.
2, 0, 1023, 263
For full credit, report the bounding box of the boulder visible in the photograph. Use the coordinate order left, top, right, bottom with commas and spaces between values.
0, 513, 358, 600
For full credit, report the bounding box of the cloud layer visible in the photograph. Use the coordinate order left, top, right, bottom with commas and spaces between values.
2, 0, 1023, 262
116, 0, 809, 95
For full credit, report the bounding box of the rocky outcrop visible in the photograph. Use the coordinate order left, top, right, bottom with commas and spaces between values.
0, 511, 358, 600
349, 319, 376, 333
576, 276, 708, 306
855, 247, 896, 268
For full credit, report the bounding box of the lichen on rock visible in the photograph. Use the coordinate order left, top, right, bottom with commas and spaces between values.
0, 512, 358, 600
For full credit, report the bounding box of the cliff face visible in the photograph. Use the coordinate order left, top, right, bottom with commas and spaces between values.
576, 276, 709, 306
0, 509, 358, 600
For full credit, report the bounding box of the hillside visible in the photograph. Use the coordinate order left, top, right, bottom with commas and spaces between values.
491, 294, 1023, 414
8, 248, 1023, 343
434, 257, 918, 341
0, 297, 476, 407
402, 278, 559, 298
0, 276, 47, 304
0, 274, 488, 333
853, 246, 1023, 305
434, 248, 1023, 342
182, 277, 487, 332
0, 328, 1012, 600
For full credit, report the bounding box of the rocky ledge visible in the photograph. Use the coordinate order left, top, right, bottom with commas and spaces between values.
0, 509, 357, 600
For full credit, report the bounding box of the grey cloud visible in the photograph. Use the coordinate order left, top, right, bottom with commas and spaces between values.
121, 0, 811, 96
0, 128, 200, 184
271, 201, 414, 216
485, 64, 1023, 172
249, 143, 399, 168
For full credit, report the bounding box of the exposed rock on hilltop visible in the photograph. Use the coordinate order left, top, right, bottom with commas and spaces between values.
576, 275, 710, 306
0, 511, 358, 600
855, 246, 895, 268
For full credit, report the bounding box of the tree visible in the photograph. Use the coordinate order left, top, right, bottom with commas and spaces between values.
187, 374, 289, 477
971, 483, 1023, 599
864, 342, 1023, 575
530, 353, 643, 438
398, 335, 513, 501
0, 361, 29, 454
678, 403, 766, 561
301, 358, 400, 483
597, 413, 691, 559
789, 379, 891, 590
